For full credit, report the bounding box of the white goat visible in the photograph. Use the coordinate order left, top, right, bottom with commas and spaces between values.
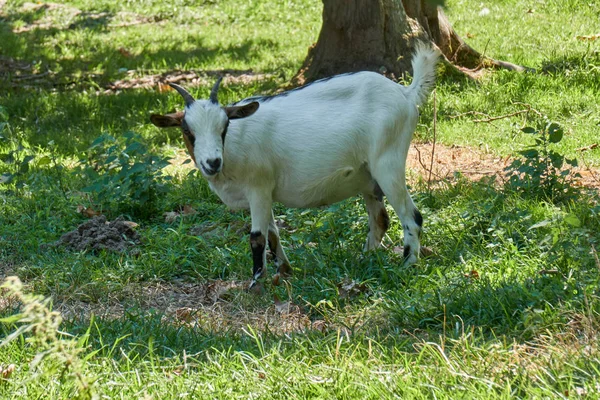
151, 44, 440, 286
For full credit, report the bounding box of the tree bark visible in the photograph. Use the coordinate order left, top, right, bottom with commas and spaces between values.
293, 0, 527, 85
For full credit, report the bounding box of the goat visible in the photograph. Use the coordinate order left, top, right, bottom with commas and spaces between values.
150, 44, 440, 287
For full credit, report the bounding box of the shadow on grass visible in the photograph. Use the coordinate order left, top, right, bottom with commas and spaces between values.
1, 4, 280, 90
1, 73, 287, 156
47, 269, 589, 360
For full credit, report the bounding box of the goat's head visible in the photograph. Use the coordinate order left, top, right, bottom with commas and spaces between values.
150, 78, 259, 178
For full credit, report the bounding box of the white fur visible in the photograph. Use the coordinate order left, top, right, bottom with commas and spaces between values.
166, 45, 440, 281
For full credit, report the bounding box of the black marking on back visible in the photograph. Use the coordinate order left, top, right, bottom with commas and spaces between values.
230, 72, 361, 106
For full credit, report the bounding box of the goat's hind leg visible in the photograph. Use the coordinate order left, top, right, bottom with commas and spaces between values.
268, 213, 292, 284
363, 183, 390, 252
371, 157, 422, 265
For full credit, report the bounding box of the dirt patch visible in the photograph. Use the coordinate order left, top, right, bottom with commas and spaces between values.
103, 69, 273, 94
3, 63, 273, 92
56, 279, 319, 335
49, 215, 140, 252
408, 142, 511, 184
407, 142, 600, 190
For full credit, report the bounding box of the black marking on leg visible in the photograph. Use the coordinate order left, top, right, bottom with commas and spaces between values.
414, 209, 423, 228
377, 208, 390, 232
250, 231, 266, 277
267, 230, 278, 250
267, 230, 280, 263
374, 182, 384, 202
403, 245, 412, 259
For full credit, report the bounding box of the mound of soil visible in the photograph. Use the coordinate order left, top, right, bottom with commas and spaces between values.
52, 215, 139, 252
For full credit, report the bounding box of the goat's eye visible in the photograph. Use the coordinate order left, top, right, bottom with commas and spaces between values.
221, 120, 230, 143
183, 128, 195, 146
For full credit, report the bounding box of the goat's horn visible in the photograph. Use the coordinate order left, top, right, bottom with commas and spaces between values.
209, 77, 223, 104
169, 83, 195, 107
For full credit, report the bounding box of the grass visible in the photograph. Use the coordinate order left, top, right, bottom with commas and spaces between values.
1, 0, 600, 398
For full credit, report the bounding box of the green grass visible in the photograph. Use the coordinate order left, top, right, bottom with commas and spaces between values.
1, 0, 600, 398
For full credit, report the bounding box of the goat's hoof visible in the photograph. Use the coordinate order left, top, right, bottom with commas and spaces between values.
420, 246, 434, 257
278, 263, 293, 277
247, 279, 264, 294
394, 246, 433, 262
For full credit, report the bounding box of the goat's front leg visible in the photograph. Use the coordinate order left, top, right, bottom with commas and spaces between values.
248, 190, 273, 287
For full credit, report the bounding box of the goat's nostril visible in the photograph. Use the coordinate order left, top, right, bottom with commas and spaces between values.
207, 158, 222, 170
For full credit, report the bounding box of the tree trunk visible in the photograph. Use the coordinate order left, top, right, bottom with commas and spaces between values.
293, 0, 526, 85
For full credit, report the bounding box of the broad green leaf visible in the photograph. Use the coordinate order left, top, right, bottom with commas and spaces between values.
563, 214, 581, 227
129, 163, 147, 174
90, 134, 113, 148
124, 142, 144, 154
519, 149, 539, 158
37, 156, 52, 166
547, 122, 563, 143
528, 220, 552, 230
521, 126, 537, 134
549, 152, 564, 169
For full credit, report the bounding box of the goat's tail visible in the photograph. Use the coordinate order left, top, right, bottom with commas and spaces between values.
405, 43, 441, 107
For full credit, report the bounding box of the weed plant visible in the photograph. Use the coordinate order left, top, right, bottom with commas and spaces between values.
505, 120, 581, 202
77, 132, 173, 219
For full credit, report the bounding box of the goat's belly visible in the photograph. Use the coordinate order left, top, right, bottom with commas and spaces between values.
274, 166, 372, 208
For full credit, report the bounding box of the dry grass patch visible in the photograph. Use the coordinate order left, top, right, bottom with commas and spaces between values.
408, 142, 600, 190
53, 279, 326, 335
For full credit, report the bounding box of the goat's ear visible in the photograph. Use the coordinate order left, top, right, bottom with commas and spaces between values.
150, 112, 184, 128
224, 102, 259, 120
